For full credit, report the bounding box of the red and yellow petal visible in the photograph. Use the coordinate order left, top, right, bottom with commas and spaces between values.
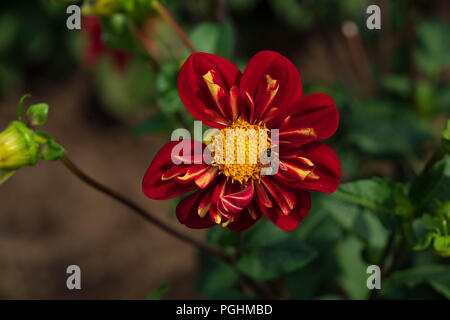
227, 206, 261, 232
217, 183, 254, 215
279, 93, 339, 145
261, 178, 296, 215
277, 142, 341, 194
240, 51, 303, 127
176, 187, 216, 229
255, 185, 311, 231
273, 191, 310, 231
142, 140, 216, 200
177, 52, 242, 128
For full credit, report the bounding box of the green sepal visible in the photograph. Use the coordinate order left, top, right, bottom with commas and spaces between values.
26, 103, 49, 126
17, 93, 31, 121
34, 132, 66, 161
0, 168, 16, 184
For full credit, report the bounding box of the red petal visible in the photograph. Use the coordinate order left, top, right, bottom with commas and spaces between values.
209, 178, 227, 224
240, 51, 302, 127
175, 165, 209, 183
280, 94, 339, 145
278, 142, 341, 194
178, 53, 241, 128
176, 187, 216, 229
256, 189, 311, 231
293, 190, 311, 221
227, 206, 261, 232
218, 183, 254, 214
261, 177, 296, 215
195, 166, 218, 189
229, 85, 240, 122
142, 140, 210, 200
254, 181, 273, 208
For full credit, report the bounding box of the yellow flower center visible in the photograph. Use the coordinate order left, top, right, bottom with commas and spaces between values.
211, 118, 271, 184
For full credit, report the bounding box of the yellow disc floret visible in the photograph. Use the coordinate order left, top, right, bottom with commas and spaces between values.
211, 118, 271, 184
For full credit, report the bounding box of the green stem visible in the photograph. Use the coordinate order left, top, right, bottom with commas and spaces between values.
369, 232, 396, 300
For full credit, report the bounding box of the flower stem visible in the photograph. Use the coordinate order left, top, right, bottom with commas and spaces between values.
151, 1, 197, 53
59, 155, 234, 264
369, 231, 396, 300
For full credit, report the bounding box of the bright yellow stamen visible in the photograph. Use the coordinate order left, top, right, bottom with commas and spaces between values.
210, 118, 271, 184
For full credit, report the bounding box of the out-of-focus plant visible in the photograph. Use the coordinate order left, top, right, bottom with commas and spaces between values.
2, 0, 448, 300
0, 1, 79, 93
0, 95, 65, 183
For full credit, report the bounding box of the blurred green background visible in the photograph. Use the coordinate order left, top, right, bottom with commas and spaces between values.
0, 0, 448, 299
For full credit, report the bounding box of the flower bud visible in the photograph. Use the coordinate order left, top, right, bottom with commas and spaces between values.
82, 0, 119, 17
0, 121, 38, 170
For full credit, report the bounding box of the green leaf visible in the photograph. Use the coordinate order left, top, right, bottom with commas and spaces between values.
324, 197, 389, 250
95, 58, 156, 117
17, 93, 31, 120
133, 113, 177, 135
334, 178, 397, 215
432, 235, 450, 257
188, 21, 234, 60
409, 155, 450, 210
389, 265, 450, 299
335, 236, 369, 300
268, 0, 314, 31
26, 103, 49, 126
415, 21, 450, 78
236, 221, 317, 281
197, 252, 247, 299
332, 178, 409, 232
207, 225, 239, 256
415, 80, 436, 115
345, 100, 432, 156
380, 75, 410, 97
101, 14, 139, 52
413, 232, 435, 251
34, 132, 65, 161
215, 21, 234, 60
147, 284, 168, 300
117, 0, 155, 25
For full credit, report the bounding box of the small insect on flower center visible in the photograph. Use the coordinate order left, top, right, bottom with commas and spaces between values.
211, 118, 271, 184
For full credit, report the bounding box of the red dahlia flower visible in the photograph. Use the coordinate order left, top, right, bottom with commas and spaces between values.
142, 51, 341, 231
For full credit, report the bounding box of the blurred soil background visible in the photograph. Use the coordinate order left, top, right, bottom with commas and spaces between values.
0, 75, 204, 299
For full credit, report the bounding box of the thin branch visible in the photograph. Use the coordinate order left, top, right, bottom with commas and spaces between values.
151, 1, 197, 53
59, 155, 234, 264
384, 236, 408, 278
369, 232, 396, 300
240, 274, 276, 299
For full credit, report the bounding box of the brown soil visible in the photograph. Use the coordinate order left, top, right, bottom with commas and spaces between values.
0, 72, 206, 299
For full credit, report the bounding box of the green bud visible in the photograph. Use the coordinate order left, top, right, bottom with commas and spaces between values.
26, 103, 49, 126
0, 121, 38, 184
0, 121, 38, 170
